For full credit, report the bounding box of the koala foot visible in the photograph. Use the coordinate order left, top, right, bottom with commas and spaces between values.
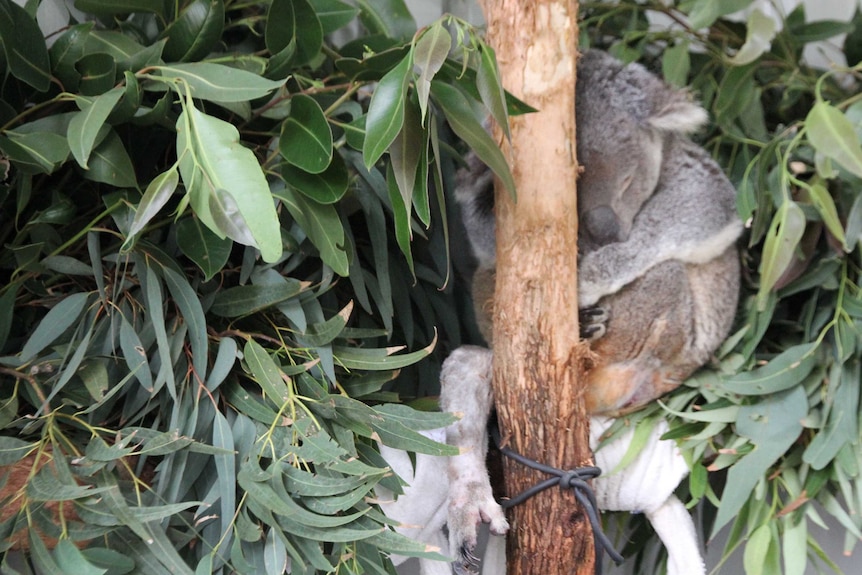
447, 481, 509, 570
580, 305, 609, 340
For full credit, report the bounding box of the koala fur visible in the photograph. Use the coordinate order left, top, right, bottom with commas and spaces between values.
457, 49, 742, 415
389, 49, 742, 573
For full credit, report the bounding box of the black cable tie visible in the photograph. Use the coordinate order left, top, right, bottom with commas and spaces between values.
490, 423, 625, 575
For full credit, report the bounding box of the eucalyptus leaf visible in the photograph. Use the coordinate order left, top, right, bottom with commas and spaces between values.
20, 292, 90, 362
211, 281, 306, 317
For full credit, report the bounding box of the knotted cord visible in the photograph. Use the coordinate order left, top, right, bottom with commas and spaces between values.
490, 423, 625, 574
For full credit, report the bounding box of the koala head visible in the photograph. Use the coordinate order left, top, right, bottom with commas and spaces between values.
575, 50, 707, 252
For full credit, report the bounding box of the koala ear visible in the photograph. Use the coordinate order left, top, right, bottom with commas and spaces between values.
647, 95, 708, 134
615, 58, 709, 134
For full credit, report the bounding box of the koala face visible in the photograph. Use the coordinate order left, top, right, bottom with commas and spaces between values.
575, 50, 707, 253
576, 111, 663, 252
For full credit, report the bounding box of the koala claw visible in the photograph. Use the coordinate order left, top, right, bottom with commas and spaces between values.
580, 305, 609, 340
447, 482, 509, 567
453, 545, 481, 575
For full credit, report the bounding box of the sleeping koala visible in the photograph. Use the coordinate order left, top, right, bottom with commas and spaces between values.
380, 50, 741, 574
457, 49, 741, 415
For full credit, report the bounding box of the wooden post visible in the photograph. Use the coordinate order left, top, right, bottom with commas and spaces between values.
475, 1, 594, 573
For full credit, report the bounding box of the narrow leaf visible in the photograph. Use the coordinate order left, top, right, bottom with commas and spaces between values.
363, 53, 412, 169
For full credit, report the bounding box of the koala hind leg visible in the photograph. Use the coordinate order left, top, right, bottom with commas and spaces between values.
439, 346, 509, 572
585, 260, 703, 415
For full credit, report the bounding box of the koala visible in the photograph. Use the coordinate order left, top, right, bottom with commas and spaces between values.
401, 49, 743, 573
457, 49, 742, 415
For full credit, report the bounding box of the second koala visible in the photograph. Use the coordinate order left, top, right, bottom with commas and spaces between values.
457, 49, 742, 415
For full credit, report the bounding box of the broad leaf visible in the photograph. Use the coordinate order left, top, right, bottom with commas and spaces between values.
161, 0, 225, 62
280, 94, 333, 174
176, 105, 282, 262
806, 100, 862, 179
155, 63, 283, 102
363, 53, 412, 169
0, 0, 51, 91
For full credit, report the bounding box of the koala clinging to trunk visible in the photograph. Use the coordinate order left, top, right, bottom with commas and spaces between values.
396, 49, 743, 574
457, 49, 742, 415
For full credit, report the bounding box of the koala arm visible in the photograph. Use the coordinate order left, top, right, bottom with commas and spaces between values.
578, 141, 742, 307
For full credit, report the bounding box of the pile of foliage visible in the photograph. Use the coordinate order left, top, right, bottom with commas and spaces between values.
581, 1, 862, 574
0, 0, 517, 573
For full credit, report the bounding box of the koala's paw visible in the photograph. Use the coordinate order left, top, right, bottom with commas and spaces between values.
447, 482, 508, 569
580, 305, 609, 340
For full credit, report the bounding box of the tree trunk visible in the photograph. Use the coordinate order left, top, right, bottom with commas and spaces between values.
475, 1, 594, 574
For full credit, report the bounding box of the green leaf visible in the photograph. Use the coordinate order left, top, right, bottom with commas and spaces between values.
790, 20, 856, 43
363, 53, 412, 169
808, 182, 847, 251
243, 339, 290, 404
161, 0, 225, 62
364, 528, 447, 560
0, 132, 69, 174
211, 281, 306, 317
175, 216, 232, 280
389, 97, 423, 216
743, 523, 773, 575
81, 548, 134, 575
712, 386, 808, 536
275, 186, 349, 276
332, 336, 434, 371
413, 23, 451, 123
86, 130, 138, 188
0, 0, 51, 91
757, 200, 806, 310
125, 166, 180, 245
76, 52, 117, 96
161, 265, 208, 381
280, 95, 333, 174
0, 287, 16, 352
662, 41, 691, 87
176, 105, 282, 262
283, 155, 349, 204
74, 0, 165, 14
155, 63, 283, 102
119, 314, 153, 391
355, 0, 416, 41
476, 43, 509, 140
803, 360, 860, 470
715, 64, 756, 126
720, 343, 818, 395
20, 292, 90, 362
264, 528, 288, 574
386, 162, 413, 274
41, 255, 94, 276
432, 81, 516, 198
266, 0, 322, 67
0, 437, 35, 466
308, 0, 358, 34
806, 100, 862, 179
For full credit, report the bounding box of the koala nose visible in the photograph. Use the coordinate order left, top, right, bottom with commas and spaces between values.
582, 206, 622, 246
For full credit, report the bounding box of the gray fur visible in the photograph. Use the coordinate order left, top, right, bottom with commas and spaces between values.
455, 49, 741, 413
